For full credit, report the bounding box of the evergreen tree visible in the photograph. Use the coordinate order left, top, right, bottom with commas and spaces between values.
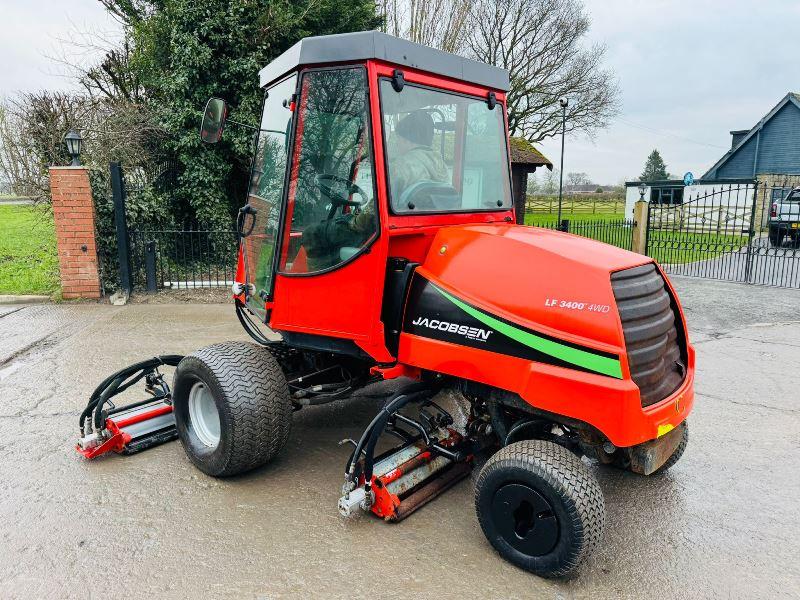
101, 0, 381, 229
640, 149, 669, 181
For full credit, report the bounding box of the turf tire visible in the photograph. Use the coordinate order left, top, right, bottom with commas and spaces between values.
172, 341, 292, 477
475, 440, 605, 578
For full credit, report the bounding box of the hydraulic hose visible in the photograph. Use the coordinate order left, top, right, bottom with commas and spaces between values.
344, 381, 438, 487
360, 390, 433, 486
344, 382, 430, 478
236, 300, 274, 346
79, 355, 184, 435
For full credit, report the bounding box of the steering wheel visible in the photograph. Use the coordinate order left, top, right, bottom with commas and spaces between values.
315, 174, 369, 219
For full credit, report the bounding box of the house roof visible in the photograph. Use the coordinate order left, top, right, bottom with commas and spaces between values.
258, 31, 510, 91
702, 93, 800, 179
508, 137, 553, 170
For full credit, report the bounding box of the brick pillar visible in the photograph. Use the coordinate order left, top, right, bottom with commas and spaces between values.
49, 167, 102, 299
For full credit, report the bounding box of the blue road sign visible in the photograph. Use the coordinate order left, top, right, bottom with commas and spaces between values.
683, 172, 694, 186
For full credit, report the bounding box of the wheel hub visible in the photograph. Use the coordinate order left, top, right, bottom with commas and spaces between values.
491, 483, 559, 556
188, 381, 221, 448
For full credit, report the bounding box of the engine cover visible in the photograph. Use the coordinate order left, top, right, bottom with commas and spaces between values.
396, 224, 694, 448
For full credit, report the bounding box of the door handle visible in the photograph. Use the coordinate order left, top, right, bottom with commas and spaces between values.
238, 204, 258, 238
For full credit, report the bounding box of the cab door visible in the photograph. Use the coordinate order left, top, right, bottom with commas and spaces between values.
240, 74, 297, 322
268, 66, 390, 359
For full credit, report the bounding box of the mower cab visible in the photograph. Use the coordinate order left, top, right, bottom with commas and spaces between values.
217, 33, 515, 365
79, 31, 694, 579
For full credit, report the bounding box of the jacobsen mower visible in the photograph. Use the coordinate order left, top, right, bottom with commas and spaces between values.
77, 32, 693, 577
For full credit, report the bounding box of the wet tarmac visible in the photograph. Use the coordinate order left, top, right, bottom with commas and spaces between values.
0, 278, 798, 599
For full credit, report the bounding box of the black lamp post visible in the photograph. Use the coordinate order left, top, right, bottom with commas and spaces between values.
64, 129, 83, 166
556, 97, 568, 229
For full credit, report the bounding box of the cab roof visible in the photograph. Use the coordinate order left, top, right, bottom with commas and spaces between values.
258, 31, 510, 92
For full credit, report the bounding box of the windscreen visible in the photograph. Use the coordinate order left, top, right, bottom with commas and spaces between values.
380, 80, 512, 213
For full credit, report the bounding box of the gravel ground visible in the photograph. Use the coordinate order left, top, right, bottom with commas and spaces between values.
0, 276, 798, 599
126, 287, 232, 304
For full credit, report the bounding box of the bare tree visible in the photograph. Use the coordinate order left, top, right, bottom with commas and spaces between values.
81, 39, 144, 102
378, 0, 473, 53
47, 22, 144, 103
384, 0, 618, 143
566, 171, 591, 186
541, 167, 559, 195
0, 92, 167, 203
466, 0, 618, 142
526, 172, 540, 195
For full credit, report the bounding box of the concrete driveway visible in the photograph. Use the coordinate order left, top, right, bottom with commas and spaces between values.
0, 278, 798, 599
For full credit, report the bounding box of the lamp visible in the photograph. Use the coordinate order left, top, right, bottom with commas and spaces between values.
64, 129, 83, 166
638, 183, 647, 201
556, 98, 568, 229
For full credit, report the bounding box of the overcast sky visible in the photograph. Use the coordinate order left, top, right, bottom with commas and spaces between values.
3, 0, 799, 184
537, 0, 800, 184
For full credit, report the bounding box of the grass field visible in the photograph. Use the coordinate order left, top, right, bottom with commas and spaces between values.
525, 194, 627, 217
0, 204, 60, 295
646, 231, 749, 265
524, 212, 625, 226
524, 209, 748, 265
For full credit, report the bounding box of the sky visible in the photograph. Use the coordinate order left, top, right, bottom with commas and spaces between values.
2, 2, 120, 94
537, 0, 800, 184
3, 0, 800, 184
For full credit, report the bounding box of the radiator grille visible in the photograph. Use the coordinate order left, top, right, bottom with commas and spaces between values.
611, 263, 686, 407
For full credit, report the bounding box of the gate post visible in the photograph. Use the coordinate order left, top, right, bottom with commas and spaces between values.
49, 166, 102, 299
145, 240, 157, 292
110, 162, 132, 294
631, 199, 649, 255
743, 181, 760, 283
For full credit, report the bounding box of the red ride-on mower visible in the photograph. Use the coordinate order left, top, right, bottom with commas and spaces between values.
78, 32, 694, 577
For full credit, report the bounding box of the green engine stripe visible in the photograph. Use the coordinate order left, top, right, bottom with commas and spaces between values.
435, 287, 623, 379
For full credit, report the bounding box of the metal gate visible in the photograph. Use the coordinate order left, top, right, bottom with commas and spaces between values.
646, 181, 800, 288
110, 162, 238, 293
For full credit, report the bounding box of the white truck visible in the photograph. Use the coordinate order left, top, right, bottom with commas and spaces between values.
769, 188, 800, 247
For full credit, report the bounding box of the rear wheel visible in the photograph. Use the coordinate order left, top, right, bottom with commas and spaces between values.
474, 440, 605, 578
172, 341, 292, 477
768, 226, 783, 247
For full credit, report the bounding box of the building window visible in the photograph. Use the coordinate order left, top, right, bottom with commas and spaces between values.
650, 186, 684, 205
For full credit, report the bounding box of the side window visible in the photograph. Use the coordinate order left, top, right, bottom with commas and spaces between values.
280, 68, 377, 274
243, 74, 296, 316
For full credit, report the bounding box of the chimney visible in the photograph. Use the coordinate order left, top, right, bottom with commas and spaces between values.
730, 129, 748, 149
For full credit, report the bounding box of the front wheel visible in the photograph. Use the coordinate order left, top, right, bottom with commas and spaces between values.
172, 341, 292, 477
474, 440, 605, 578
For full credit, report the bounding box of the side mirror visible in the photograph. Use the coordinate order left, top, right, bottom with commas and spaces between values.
200, 98, 228, 144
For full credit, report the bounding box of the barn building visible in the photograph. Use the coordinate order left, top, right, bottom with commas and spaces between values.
625, 92, 800, 215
